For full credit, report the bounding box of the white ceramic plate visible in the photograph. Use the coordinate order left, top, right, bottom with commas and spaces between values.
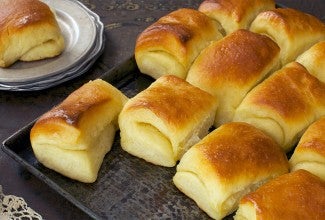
0, 0, 102, 85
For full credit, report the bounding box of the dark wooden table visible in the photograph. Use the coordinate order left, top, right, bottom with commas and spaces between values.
0, 0, 324, 219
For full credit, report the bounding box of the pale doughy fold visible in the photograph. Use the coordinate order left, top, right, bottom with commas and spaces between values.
290, 117, 325, 180
250, 8, 325, 66
173, 122, 289, 219
30, 79, 128, 183
135, 8, 223, 79
233, 62, 325, 151
118, 75, 218, 167
186, 29, 280, 126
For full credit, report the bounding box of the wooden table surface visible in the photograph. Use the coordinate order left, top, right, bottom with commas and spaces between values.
0, 0, 324, 219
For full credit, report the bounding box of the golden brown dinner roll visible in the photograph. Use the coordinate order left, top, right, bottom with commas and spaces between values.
134, 8, 223, 79
235, 170, 325, 220
0, 0, 65, 67
198, 0, 275, 35
173, 122, 289, 220
186, 29, 280, 127
233, 62, 325, 152
289, 117, 325, 181
296, 41, 325, 83
30, 79, 128, 183
118, 75, 218, 167
250, 8, 325, 66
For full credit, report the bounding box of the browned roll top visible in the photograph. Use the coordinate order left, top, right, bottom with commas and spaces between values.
34, 83, 112, 128
238, 170, 325, 220
125, 75, 217, 129
196, 122, 288, 180
0, 0, 58, 35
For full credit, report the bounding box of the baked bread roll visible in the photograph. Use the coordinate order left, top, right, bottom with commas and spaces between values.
250, 8, 325, 66
134, 8, 223, 79
30, 79, 128, 183
118, 75, 218, 167
233, 62, 325, 152
235, 170, 325, 220
186, 29, 280, 127
289, 117, 325, 181
296, 41, 325, 83
0, 0, 65, 67
173, 122, 289, 220
198, 0, 275, 35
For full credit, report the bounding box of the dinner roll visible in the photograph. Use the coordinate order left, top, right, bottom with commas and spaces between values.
186, 29, 280, 127
233, 62, 325, 152
30, 79, 128, 183
119, 75, 218, 167
198, 0, 275, 35
289, 117, 325, 181
250, 8, 325, 66
235, 170, 325, 220
296, 41, 325, 83
135, 8, 223, 79
0, 0, 65, 67
173, 122, 289, 220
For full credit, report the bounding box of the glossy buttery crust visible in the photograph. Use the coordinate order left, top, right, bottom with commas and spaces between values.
30, 79, 128, 183
233, 62, 325, 152
290, 117, 325, 180
173, 122, 289, 220
250, 8, 325, 66
134, 8, 223, 79
186, 29, 280, 127
296, 41, 325, 83
199, 0, 275, 35
118, 75, 218, 167
0, 0, 65, 67
235, 170, 325, 220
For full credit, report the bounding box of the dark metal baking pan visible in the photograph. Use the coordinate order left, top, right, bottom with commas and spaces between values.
2, 56, 234, 219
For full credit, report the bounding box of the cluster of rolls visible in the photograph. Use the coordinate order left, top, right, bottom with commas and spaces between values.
132, 0, 325, 219
29, 0, 325, 219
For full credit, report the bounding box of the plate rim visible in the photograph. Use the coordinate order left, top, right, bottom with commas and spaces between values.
0, 0, 104, 90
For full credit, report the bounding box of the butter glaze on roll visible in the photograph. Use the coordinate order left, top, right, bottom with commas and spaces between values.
199, 0, 275, 35
30, 79, 128, 183
186, 29, 280, 127
173, 122, 289, 220
233, 62, 325, 152
134, 8, 223, 79
235, 170, 325, 220
290, 117, 325, 181
118, 75, 218, 167
250, 8, 325, 66
0, 0, 65, 67
296, 41, 325, 83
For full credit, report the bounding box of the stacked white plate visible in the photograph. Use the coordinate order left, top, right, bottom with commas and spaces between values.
0, 0, 105, 91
